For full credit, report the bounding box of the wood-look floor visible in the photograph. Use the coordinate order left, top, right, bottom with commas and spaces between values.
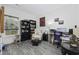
2, 40, 61, 55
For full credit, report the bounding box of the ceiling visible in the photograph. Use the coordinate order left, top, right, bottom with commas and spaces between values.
3, 4, 67, 16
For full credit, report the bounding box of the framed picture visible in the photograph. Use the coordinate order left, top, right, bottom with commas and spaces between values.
59, 20, 64, 24
54, 18, 59, 22
4, 15, 19, 35
40, 17, 45, 27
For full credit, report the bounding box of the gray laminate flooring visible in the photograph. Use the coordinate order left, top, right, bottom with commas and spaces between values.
2, 40, 61, 55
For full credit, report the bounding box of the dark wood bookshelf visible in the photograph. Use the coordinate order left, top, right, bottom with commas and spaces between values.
20, 20, 36, 41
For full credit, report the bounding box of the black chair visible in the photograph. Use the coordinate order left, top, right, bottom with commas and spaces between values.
54, 31, 62, 48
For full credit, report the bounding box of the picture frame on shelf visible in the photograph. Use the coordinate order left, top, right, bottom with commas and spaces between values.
59, 20, 64, 24
54, 18, 59, 22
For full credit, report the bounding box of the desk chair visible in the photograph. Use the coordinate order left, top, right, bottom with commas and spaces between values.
54, 31, 62, 48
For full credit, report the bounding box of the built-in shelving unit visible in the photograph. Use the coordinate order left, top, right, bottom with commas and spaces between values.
30, 20, 36, 34
21, 20, 36, 41
21, 20, 30, 41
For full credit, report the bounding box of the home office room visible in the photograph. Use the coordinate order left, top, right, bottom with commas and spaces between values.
0, 4, 79, 55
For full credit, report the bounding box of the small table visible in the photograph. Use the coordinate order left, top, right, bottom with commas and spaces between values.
31, 34, 41, 46
31, 38, 40, 46
61, 43, 79, 55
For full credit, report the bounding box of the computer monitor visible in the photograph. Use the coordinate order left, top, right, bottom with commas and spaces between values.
69, 29, 73, 35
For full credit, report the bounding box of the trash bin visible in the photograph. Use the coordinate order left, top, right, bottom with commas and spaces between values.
42, 32, 48, 41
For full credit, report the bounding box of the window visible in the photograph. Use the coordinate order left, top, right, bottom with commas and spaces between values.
4, 15, 19, 35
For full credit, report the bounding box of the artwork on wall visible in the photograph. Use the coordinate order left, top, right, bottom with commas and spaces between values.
4, 15, 19, 35
59, 20, 64, 24
54, 18, 59, 22
54, 17, 64, 25
40, 17, 45, 27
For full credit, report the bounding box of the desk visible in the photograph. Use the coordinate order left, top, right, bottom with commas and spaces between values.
61, 36, 70, 42
61, 43, 79, 55
48, 33, 54, 43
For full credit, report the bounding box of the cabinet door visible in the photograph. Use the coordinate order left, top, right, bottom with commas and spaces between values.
0, 6, 4, 33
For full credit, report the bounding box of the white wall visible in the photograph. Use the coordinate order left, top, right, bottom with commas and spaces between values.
36, 5, 79, 33
46, 5, 79, 29
3, 5, 37, 20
